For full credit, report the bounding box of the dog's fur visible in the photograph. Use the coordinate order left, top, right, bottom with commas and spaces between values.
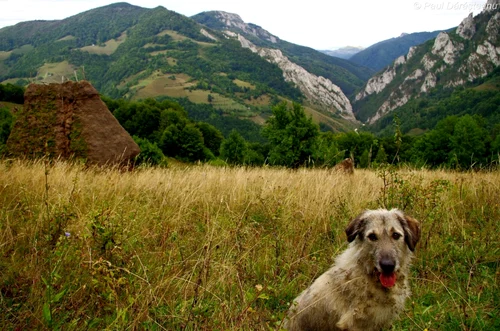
285, 209, 420, 331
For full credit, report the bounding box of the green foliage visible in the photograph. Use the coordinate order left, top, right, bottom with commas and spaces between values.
312, 132, 345, 167
350, 30, 442, 71
371, 84, 500, 135
192, 12, 374, 97
374, 144, 388, 165
176, 123, 211, 162
133, 136, 165, 166
263, 102, 319, 167
164, 97, 266, 143
106, 97, 219, 163
0, 107, 13, 154
196, 122, 223, 156
220, 129, 247, 165
411, 115, 491, 169
0, 83, 25, 103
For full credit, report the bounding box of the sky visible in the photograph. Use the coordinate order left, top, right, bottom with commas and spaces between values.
0, 0, 490, 50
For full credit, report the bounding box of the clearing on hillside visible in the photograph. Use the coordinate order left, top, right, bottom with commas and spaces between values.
36, 61, 76, 84
79, 32, 127, 55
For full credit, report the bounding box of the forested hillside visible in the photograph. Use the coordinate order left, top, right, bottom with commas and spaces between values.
1, 81, 499, 170
192, 11, 374, 97
353, 6, 500, 129
0, 2, 375, 133
349, 30, 443, 71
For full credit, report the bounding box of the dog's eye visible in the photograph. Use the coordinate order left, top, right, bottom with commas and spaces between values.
367, 233, 378, 241
392, 232, 402, 240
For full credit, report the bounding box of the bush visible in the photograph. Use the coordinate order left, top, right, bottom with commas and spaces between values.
133, 136, 165, 166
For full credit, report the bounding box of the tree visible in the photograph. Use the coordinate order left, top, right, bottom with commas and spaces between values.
374, 144, 388, 165
220, 129, 247, 165
196, 122, 223, 156
133, 136, 165, 166
176, 124, 207, 162
0, 107, 13, 154
411, 116, 458, 167
335, 130, 375, 166
449, 115, 488, 168
262, 102, 319, 168
313, 132, 344, 167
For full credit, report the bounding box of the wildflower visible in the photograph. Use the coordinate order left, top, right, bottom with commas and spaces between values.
65, 232, 71, 237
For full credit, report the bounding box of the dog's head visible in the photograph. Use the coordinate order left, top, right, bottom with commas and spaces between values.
345, 209, 421, 288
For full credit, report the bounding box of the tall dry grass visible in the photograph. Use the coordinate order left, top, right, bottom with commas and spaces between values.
0, 159, 498, 330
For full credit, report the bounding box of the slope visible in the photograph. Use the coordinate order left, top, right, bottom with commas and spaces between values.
353, 4, 500, 127
349, 30, 443, 71
192, 11, 374, 97
0, 3, 366, 132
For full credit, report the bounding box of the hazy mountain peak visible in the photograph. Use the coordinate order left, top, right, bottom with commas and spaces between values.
320, 46, 364, 59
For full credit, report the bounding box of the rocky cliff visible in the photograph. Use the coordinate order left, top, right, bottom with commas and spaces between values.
354, 3, 500, 124
232, 33, 356, 121
203, 11, 279, 44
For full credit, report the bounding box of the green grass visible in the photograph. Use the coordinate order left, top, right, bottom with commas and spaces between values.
79, 32, 127, 55
0, 160, 498, 330
0, 51, 12, 61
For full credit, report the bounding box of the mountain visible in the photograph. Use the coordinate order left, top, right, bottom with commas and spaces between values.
192, 11, 375, 123
349, 30, 443, 71
191, 11, 374, 96
0, 3, 373, 133
353, 3, 500, 127
320, 46, 365, 59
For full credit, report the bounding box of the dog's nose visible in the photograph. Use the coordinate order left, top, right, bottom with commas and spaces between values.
380, 258, 395, 273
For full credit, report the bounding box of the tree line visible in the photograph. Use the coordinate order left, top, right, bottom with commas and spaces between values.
97, 96, 500, 169
1, 84, 500, 170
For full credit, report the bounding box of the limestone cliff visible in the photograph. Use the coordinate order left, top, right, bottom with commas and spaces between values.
233, 34, 355, 121
212, 11, 278, 44
354, 6, 500, 124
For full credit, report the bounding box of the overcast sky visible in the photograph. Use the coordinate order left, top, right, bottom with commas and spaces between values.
0, 0, 489, 49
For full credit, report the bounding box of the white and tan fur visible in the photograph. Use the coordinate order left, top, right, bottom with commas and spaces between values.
285, 209, 421, 331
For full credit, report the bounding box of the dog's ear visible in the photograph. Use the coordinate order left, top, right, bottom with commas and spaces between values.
398, 214, 421, 251
345, 215, 367, 242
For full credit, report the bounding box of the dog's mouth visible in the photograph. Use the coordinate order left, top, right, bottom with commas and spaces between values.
377, 271, 397, 288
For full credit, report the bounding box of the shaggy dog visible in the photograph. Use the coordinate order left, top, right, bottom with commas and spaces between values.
285, 209, 421, 331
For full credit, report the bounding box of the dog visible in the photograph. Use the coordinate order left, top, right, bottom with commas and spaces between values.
285, 209, 421, 331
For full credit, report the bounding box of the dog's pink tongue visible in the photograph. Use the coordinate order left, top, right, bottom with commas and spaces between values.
380, 273, 396, 288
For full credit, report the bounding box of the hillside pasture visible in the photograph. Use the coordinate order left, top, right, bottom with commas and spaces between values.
56, 35, 76, 42
0, 51, 12, 61
36, 61, 75, 83
131, 72, 195, 99
79, 32, 127, 55
0, 160, 498, 330
157, 30, 216, 47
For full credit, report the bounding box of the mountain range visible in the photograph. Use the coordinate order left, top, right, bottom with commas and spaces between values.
349, 31, 444, 71
319, 46, 365, 59
354, 3, 500, 128
0, 1, 499, 136
0, 3, 373, 132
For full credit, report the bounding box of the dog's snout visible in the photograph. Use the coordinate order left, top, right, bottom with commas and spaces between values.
380, 258, 395, 273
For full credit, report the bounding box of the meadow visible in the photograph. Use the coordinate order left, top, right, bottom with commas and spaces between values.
0, 159, 498, 330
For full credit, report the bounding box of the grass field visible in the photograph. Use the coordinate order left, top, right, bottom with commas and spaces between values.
36, 61, 75, 84
0, 51, 12, 61
0, 160, 498, 330
79, 32, 127, 56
